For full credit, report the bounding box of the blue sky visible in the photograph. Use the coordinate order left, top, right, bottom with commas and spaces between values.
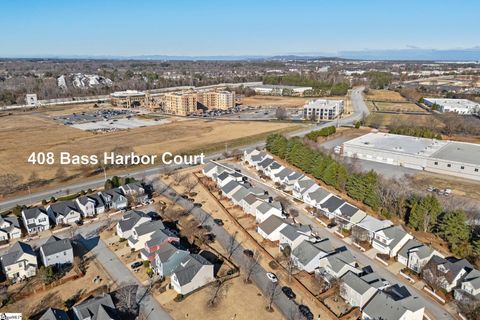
1, 0, 479, 57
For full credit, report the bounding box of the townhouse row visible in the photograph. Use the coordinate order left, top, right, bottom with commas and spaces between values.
203, 158, 427, 320
115, 210, 215, 296
243, 149, 480, 308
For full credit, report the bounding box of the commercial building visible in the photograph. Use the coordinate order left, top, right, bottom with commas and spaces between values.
110, 90, 146, 108
342, 132, 480, 181
303, 99, 344, 121
250, 84, 312, 96
25, 93, 38, 106
423, 98, 480, 115
164, 92, 198, 116
197, 90, 235, 110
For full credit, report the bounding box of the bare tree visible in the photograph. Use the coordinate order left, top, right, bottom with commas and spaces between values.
115, 284, 138, 311
243, 250, 261, 283
182, 176, 198, 194
266, 281, 280, 312
207, 279, 231, 307
275, 107, 288, 120
172, 171, 186, 186
226, 231, 242, 259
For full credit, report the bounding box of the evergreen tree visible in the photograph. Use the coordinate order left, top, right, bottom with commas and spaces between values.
439, 210, 471, 257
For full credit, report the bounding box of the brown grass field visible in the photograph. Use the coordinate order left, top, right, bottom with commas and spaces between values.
241, 95, 346, 108
365, 113, 443, 128
364, 89, 407, 102
373, 101, 427, 113
0, 108, 301, 194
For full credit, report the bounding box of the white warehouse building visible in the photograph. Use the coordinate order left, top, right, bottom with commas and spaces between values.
303, 99, 344, 121
250, 84, 312, 96
423, 98, 480, 115
342, 132, 480, 181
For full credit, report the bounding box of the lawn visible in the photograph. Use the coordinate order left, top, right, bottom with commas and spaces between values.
373, 101, 427, 113
364, 89, 407, 102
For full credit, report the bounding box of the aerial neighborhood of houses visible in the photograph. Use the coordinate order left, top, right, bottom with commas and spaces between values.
201, 148, 480, 320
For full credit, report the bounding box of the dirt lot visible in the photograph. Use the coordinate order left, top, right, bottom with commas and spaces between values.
0, 108, 300, 197
241, 95, 346, 108
373, 101, 427, 113
364, 113, 443, 128
1, 255, 114, 317
364, 89, 407, 102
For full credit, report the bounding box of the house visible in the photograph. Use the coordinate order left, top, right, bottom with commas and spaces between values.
241, 193, 264, 215
304, 187, 330, 208
39, 236, 74, 267
272, 167, 293, 184
291, 239, 335, 273
340, 271, 389, 308
116, 210, 151, 239
127, 220, 166, 251
22, 207, 50, 234
256, 157, 275, 173
422, 256, 473, 292
293, 177, 317, 199
0, 241, 37, 282
372, 225, 413, 257
220, 180, 242, 198
455, 268, 480, 301
139, 228, 180, 261
362, 285, 424, 320
75, 196, 96, 217
47, 201, 82, 225
102, 188, 128, 210
335, 203, 367, 230
170, 254, 215, 295
247, 151, 271, 168
121, 182, 149, 204
0, 216, 21, 240
39, 308, 70, 320
282, 171, 304, 191
153, 242, 190, 277
87, 193, 106, 214
255, 201, 283, 223
256, 215, 287, 241
216, 171, 234, 187
397, 239, 436, 273
231, 186, 251, 206
279, 224, 314, 252
354, 216, 393, 242
317, 247, 361, 279
72, 293, 121, 320
319, 195, 345, 219
202, 161, 219, 178
264, 161, 284, 180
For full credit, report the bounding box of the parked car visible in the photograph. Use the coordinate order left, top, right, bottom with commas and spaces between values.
76, 220, 84, 226
281, 286, 296, 299
327, 222, 337, 229
266, 272, 278, 283
213, 219, 224, 226
130, 261, 143, 269
298, 305, 313, 320
243, 249, 254, 258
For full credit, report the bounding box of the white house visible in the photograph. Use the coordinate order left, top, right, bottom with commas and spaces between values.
75, 196, 96, 217
220, 180, 243, 199
116, 210, 152, 239
121, 182, 148, 204
39, 236, 74, 267
362, 288, 424, 320
354, 216, 393, 242
318, 195, 346, 219
293, 177, 318, 200
127, 220, 166, 251
102, 188, 128, 210
22, 207, 50, 234
255, 201, 283, 223
87, 193, 106, 214
257, 215, 287, 241
340, 271, 388, 308
455, 268, 480, 301
170, 254, 215, 295
240, 193, 264, 215
334, 203, 367, 230
304, 188, 330, 208
0, 241, 37, 282
0, 216, 21, 240
372, 225, 413, 257
317, 248, 360, 279
264, 161, 285, 180
47, 201, 82, 225
282, 171, 304, 192
202, 162, 219, 178
397, 239, 436, 273
291, 239, 335, 273
279, 224, 314, 252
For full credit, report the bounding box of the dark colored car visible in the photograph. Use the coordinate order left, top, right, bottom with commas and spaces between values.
243, 249, 254, 258
327, 222, 337, 229
298, 305, 313, 320
76, 220, 84, 226
130, 261, 143, 269
281, 286, 296, 299
213, 219, 224, 226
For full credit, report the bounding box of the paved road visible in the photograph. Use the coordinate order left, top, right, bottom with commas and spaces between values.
231, 163, 454, 320
0, 88, 367, 212
155, 181, 302, 320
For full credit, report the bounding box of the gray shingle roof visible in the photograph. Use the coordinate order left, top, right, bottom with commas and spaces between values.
88, 193, 106, 207
307, 188, 330, 203
155, 242, 186, 263
397, 239, 433, 260
39, 308, 70, 320
323, 248, 356, 273
258, 158, 274, 169
341, 271, 374, 295
251, 152, 268, 162
221, 180, 241, 195
0, 241, 35, 267
276, 168, 293, 180
172, 254, 212, 286
77, 196, 94, 206
280, 224, 311, 241
296, 178, 315, 191
203, 161, 217, 174
102, 188, 125, 201
73, 293, 116, 320
268, 161, 282, 170
41, 236, 73, 257
118, 210, 149, 232
377, 225, 409, 250
363, 290, 423, 320
231, 186, 250, 202
257, 202, 275, 214
22, 207, 47, 219
320, 195, 345, 212
134, 220, 165, 236
292, 239, 334, 265
49, 201, 79, 217
337, 203, 359, 217
257, 215, 286, 235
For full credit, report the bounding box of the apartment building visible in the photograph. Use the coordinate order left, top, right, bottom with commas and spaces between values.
303, 99, 344, 121
197, 90, 235, 110
164, 92, 198, 116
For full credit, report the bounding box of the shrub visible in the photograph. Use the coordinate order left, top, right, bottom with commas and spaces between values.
143, 261, 150, 268
174, 294, 184, 302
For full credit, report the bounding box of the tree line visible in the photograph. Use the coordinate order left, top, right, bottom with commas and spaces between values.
305, 126, 336, 141
266, 133, 480, 263
389, 126, 442, 139
262, 74, 349, 96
